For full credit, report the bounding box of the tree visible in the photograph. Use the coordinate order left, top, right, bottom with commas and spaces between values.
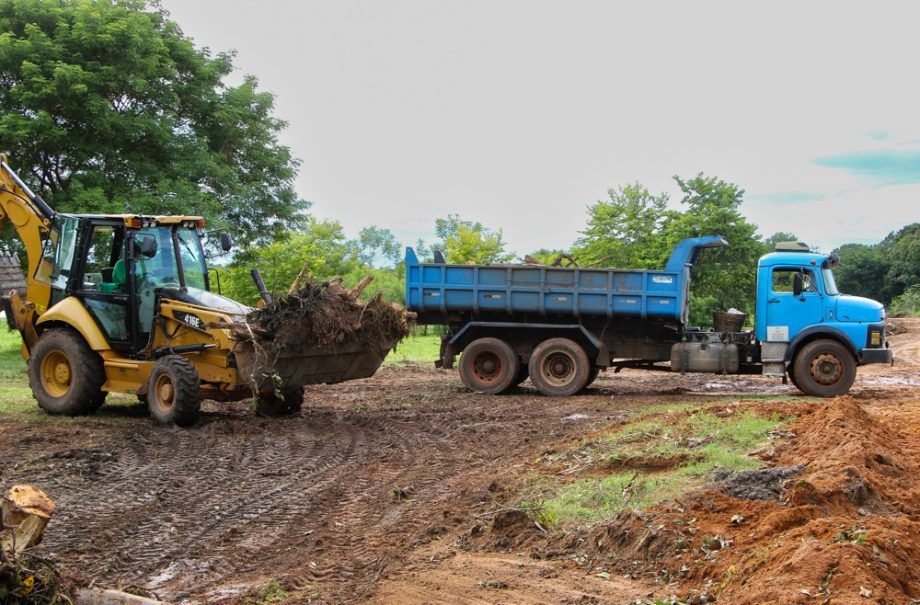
665, 174, 762, 322
880, 223, 920, 302
832, 243, 890, 301
419, 214, 514, 264
0, 0, 307, 249
762, 231, 800, 252
356, 226, 401, 267
574, 183, 675, 269
221, 218, 356, 304
220, 219, 407, 306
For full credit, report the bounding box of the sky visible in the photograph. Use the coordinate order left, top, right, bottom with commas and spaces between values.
161, 0, 920, 257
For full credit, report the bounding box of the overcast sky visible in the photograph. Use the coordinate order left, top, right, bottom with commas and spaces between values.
162, 0, 919, 257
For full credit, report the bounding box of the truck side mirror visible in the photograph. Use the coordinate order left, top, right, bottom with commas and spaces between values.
793, 271, 804, 297
219, 231, 232, 253
139, 235, 157, 259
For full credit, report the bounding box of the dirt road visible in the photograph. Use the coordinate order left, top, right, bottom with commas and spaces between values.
1, 320, 917, 604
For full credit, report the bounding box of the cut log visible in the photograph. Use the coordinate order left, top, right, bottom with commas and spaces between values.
1, 484, 55, 557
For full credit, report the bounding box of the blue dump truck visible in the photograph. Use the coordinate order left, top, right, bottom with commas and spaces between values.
405, 236, 892, 397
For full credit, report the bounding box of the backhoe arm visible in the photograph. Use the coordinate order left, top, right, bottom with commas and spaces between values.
0, 155, 56, 350
0, 155, 55, 279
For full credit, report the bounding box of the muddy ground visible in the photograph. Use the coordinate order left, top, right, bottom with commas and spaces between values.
1, 319, 918, 604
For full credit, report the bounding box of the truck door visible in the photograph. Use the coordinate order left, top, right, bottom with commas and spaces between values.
764, 267, 823, 342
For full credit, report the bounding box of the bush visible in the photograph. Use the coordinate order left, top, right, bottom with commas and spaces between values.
890, 284, 920, 317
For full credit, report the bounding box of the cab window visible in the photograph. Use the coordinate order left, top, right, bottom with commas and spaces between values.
772, 268, 818, 293
34, 216, 79, 289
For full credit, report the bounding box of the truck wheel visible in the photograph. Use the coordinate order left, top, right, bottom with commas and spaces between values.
459, 337, 518, 394
256, 385, 305, 417
791, 340, 856, 397
510, 363, 529, 387
529, 338, 590, 397
29, 328, 106, 415
147, 355, 201, 426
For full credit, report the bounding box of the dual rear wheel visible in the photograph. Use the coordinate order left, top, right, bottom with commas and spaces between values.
459, 336, 596, 397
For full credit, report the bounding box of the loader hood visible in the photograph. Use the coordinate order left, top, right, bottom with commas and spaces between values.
160, 287, 251, 317
835, 295, 885, 323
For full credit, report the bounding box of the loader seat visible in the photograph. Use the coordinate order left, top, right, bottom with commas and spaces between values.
98, 259, 127, 294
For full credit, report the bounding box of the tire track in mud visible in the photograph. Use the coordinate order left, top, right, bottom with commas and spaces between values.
0, 367, 680, 602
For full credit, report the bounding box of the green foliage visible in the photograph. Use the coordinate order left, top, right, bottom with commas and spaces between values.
575, 183, 675, 269
762, 231, 800, 251
890, 284, 920, 317
574, 174, 762, 325
445, 223, 514, 264
357, 226, 401, 266
418, 214, 514, 264
834, 243, 890, 301
668, 175, 762, 322
220, 218, 406, 307
0, 0, 307, 248
833, 223, 919, 305
879, 223, 920, 301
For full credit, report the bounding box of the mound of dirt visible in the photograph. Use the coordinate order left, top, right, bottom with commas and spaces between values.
665, 396, 920, 604
481, 396, 920, 604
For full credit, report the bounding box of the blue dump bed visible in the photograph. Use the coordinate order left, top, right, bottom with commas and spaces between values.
406, 236, 727, 325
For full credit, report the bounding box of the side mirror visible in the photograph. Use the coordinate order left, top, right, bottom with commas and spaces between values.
793, 271, 804, 297
139, 235, 157, 259
220, 231, 232, 253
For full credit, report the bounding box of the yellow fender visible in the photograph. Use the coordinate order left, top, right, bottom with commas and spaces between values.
35, 296, 110, 351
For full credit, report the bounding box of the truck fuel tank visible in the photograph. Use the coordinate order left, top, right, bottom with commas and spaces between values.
671, 341, 740, 374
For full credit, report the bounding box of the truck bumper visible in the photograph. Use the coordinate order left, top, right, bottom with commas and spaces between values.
859, 348, 893, 365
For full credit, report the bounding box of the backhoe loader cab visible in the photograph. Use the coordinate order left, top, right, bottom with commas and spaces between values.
10, 211, 256, 425
0, 155, 262, 425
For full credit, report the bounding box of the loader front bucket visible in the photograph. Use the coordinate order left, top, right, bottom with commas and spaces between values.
234, 340, 397, 391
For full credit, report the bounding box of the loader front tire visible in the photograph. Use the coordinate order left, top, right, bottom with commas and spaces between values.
147, 355, 201, 427
29, 329, 106, 416
256, 385, 305, 417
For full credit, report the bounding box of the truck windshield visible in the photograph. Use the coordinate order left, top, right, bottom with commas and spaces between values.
822, 267, 839, 295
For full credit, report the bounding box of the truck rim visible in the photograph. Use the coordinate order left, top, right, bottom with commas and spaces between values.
809, 352, 843, 386
471, 350, 504, 384
152, 374, 176, 413
541, 351, 576, 387
40, 349, 72, 397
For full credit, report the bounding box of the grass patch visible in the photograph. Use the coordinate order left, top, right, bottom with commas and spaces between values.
384, 333, 440, 365
525, 401, 794, 525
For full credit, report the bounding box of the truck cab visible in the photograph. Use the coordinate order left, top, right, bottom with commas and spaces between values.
755, 242, 891, 395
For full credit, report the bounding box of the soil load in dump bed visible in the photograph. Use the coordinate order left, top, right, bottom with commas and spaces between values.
230, 276, 412, 389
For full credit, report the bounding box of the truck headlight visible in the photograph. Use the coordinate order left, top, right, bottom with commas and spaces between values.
868, 327, 883, 347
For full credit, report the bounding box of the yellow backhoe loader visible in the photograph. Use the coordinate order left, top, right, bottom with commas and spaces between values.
0, 155, 393, 426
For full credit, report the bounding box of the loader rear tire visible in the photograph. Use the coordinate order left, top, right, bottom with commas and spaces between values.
459, 337, 518, 394
529, 338, 590, 397
791, 339, 856, 397
29, 329, 106, 416
147, 355, 201, 427
256, 385, 305, 417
